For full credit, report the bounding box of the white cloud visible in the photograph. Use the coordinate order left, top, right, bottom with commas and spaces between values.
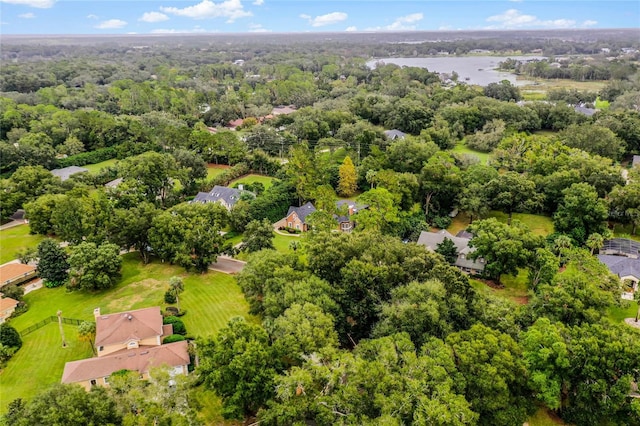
139, 12, 169, 23
300, 11, 348, 27
18, 12, 35, 18
345, 26, 357, 32
86, 14, 99, 19
485, 9, 582, 29
0, 0, 54, 8
95, 19, 128, 29
582, 19, 598, 27
366, 12, 423, 31
509, 0, 524, 2
160, 0, 251, 22
252, 0, 263, 5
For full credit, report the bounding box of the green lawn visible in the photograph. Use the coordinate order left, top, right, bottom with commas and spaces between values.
450, 142, 491, 165
0, 224, 45, 264
470, 268, 530, 304
230, 174, 276, 190
447, 211, 554, 237
486, 211, 554, 236
207, 164, 229, 180
610, 222, 640, 242
1, 253, 252, 412
231, 232, 300, 261
0, 324, 93, 411
608, 300, 638, 323
83, 158, 118, 174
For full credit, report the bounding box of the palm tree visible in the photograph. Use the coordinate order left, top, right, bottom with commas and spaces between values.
169, 276, 185, 313
553, 235, 573, 260
586, 233, 605, 255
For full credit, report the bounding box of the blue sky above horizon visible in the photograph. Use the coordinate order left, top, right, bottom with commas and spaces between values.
0, 0, 638, 35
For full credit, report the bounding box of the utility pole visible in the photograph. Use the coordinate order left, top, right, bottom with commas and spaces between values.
57, 310, 67, 348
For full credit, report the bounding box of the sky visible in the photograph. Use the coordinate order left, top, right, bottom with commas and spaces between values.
0, 0, 638, 35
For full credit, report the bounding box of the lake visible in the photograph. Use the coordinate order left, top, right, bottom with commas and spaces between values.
366, 56, 545, 86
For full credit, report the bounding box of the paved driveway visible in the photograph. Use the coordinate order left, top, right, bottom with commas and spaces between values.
209, 256, 246, 274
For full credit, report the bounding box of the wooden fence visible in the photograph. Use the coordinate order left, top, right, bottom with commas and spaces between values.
20, 316, 89, 337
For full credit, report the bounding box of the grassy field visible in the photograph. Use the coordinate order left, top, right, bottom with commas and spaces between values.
470, 268, 530, 304
83, 158, 118, 174
610, 222, 640, 242
1, 253, 252, 413
518, 78, 608, 92
0, 224, 45, 264
230, 174, 276, 190
450, 142, 491, 164
229, 232, 300, 261
0, 324, 93, 410
207, 164, 229, 180
608, 300, 639, 323
447, 211, 554, 237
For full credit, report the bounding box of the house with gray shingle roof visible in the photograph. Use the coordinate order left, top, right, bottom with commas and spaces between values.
417, 230, 485, 275
191, 185, 254, 211
597, 254, 640, 298
274, 202, 316, 232
50, 166, 89, 181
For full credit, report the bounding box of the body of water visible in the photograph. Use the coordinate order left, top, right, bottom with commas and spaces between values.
367, 56, 545, 86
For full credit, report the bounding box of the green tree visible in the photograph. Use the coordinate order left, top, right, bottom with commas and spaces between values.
559, 123, 626, 160
68, 242, 122, 291
119, 151, 178, 207
24, 193, 66, 235
446, 324, 531, 426
36, 238, 68, 287
0, 323, 22, 350
420, 152, 462, 218
354, 187, 400, 233
77, 321, 96, 355
3, 384, 121, 426
172, 148, 207, 195
486, 171, 542, 225
269, 302, 338, 366
108, 202, 157, 264
168, 276, 185, 313
198, 317, 280, 419
242, 218, 275, 252
553, 183, 608, 245
527, 247, 558, 291
436, 237, 459, 265
337, 155, 357, 197
468, 218, 544, 282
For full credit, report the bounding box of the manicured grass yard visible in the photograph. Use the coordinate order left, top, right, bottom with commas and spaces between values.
0, 225, 45, 264
0, 324, 93, 410
83, 158, 118, 174
450, 142, 491, 164
1, 253, 252, 413
230, 174, 276, 190
528, 407, 568, 426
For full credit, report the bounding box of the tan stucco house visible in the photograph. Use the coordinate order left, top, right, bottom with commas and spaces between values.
0, 296, 19, 323
61, 307, 190, 390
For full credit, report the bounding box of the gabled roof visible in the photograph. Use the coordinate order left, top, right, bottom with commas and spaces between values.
0, 263, 36, 286
286, 202, 316, 224
597, 255, 640, 280
192, 185, 252, 208
0, 297, 19, 311
50, 166, 89, 181
95, 307, 164, 347
384, 129, 407, 140
105, 177, 123, 188
62, 341, 189, 384
417, 230, 485, 271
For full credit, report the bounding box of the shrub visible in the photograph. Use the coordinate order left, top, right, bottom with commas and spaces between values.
164, 291, 176, 304
165, 306, 179, 316
0, 323, 22, 350
163, 316, 186, 335
432, 216, 452, 229
163, 334, 186, 344
56, 147, 117, 168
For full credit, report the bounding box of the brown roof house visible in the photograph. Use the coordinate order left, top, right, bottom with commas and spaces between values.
274, 202, 317, 232
61, 307, 190, 390
0, 296, 19, 323
0, 263, 37, 289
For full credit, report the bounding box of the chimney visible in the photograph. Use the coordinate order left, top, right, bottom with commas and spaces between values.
238, 184, 244, 191
93, 307, 100, 318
